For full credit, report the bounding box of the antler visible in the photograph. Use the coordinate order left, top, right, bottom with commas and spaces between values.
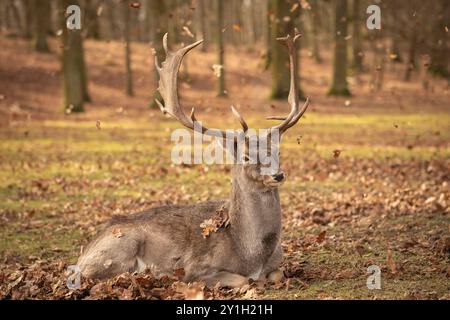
267, 31, 310, 135
155, 33, 248, 139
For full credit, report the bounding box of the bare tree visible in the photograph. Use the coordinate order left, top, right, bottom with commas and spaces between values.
352, 0, 363, 72
329, 0, 351, 96
33, 0, 50, 52
61, 0, 89, 112
216, 0, 226, 97
123, 1, 134, 96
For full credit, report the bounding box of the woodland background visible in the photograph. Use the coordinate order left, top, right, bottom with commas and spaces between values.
0, 0, 449, 299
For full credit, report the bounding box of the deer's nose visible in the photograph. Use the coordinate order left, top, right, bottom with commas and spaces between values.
273, 172, 285, 182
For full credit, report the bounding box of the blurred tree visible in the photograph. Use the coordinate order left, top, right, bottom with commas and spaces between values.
269, 0, 299, 99
149, 0, 168, 107
352, 0, 363, 72
33, 0, 50, 52
21, 0, 33, 39
61, 0, 89, 112
329, 0, 351, 96
429, 0, 449, 79
84, 0, 101, 39
216, 0, 226, 97
123, 1, 134, 96
196, 0, 208, 51
310, 0, 322, 64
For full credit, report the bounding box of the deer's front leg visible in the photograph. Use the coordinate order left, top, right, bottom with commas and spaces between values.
200, 271, 249, 288
261, 243, 284, 283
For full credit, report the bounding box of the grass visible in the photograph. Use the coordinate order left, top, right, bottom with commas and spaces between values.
0, 109, 449, 300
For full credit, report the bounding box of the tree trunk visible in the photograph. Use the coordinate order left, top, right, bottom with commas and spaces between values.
149, 0, 168, 107
404, 27, 418, 82
197, 0, 207, 51
61, 0, 87, 112
84, 0, 101, 39
310, 0, 322, 63
429, 0, 449, 79
216, 0, 226, 97
33, 0, 50, 52
269, 0, 294, 99
329, 0, 350, 96
21, 0, 33, 38
123, 2, 134, 96
352, 0, 363, 72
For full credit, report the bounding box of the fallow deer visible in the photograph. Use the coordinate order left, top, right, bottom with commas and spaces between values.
77, 33, 309, 287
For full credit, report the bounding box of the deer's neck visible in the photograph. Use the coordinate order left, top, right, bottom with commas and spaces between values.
228, 179, 282, 258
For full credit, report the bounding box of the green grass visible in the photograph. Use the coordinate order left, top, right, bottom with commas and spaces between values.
0, 111, 448, 299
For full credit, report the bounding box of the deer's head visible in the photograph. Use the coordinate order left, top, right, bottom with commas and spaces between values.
155, 33, 309, 191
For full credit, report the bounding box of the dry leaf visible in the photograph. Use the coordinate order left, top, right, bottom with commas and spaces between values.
182, 26, 194, 38
173, 281, 205, 300
212, 64, 223, 78
333, 150, 342, 159
316, 231, 326, 243
112, 228, 123, 238
387, 249, 397, 274
200, 204, 230, 238
129, 2, 141, 9
290, 3, 299, 12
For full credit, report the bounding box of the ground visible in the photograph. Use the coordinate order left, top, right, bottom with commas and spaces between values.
0, 35, 449, 300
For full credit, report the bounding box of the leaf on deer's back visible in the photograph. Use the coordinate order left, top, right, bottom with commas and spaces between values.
200, 204, 230, 238
112, 228, 123, 238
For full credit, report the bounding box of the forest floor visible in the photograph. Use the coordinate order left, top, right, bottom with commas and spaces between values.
0, 34, 449, 300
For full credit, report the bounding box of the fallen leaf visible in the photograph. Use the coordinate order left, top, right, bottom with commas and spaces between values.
316, 231, 326, 243
386, 249, 397, 274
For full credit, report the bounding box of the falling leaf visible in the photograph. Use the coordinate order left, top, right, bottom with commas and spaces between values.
332, 150, 342, 159
129, 2, 141, 9
316, 231, 326, 243
232, 24, 241, 32
212, 64, 223, 78
97, 5, 104, 16
96, 120, 101, 130
290, 3, 299, 12
182, 26, 194, 38
300, 0, 311, 10
389, 53, 398, 60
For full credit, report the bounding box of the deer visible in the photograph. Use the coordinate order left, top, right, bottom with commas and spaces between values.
77, 32, 309, 288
